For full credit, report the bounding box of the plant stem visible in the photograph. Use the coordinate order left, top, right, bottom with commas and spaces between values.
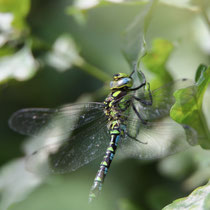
76, 60, 111, 83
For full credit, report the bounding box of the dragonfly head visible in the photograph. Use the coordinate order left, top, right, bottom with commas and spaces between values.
110, 73, 133, 90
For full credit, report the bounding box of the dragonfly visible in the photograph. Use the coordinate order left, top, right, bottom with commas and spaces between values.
9, 69, 197, 202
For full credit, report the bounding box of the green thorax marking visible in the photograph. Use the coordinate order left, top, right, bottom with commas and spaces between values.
112, 90, 121, 97
104, 73, 134, 132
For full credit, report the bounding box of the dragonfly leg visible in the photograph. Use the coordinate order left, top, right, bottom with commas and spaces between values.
126, 132, 147, 144
133, 82, 153, 106
129, 62, 137, 78
129, 81, 146, 91
132, 103, 148, 124
129, 70, 147, 91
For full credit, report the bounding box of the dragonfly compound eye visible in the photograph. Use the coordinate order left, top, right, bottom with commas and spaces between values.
113, 72, 129, 80
110, 77, 133, 90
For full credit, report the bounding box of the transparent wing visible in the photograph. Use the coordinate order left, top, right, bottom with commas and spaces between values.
9, 102, 109, 174
117, 79, 197, 160
9, 102, 104, 136
118, 117, 198, 160
134, 79, 196, 121
23, 114, 109, 175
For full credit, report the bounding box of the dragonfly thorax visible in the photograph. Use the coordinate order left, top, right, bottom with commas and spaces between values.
106, 73, 133, 124
104, 86, 131, 135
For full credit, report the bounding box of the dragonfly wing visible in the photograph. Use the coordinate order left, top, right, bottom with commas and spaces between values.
9, 102, 104, 136
24, 116, 109, 175
118, 117, 198, 160
117, 79, 198, 160
134, 79, 196, 121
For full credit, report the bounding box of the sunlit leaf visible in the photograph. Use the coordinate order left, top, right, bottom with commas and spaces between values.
0, 46, 39, 83
163, 179, 210, 210
45, 34, 110, 82
0, 0, 30, 30
170, 65, 210, 148
45, 35, 83, 72
142, 39, 174, 88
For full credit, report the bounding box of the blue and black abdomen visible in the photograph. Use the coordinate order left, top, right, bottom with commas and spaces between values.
89, 133, 121, 201
89, 89, 130, 202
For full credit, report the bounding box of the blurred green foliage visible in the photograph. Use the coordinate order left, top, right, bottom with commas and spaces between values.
142, 39, 173, 89
171, 66, 210, 148
0, 0, 210, 210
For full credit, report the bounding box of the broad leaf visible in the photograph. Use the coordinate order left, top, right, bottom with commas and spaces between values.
0, 0, 30, 30
171, 65, 210, 148
142, 39, 174, 88
163, 179, 210, 210
0, 0, 30, 48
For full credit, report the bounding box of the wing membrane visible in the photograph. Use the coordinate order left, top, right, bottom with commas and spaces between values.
23, 112, 109, 174
9, 102, 104, 136
134, 79, 196, 121
117, 79, 197, 160
118, 117, 198, 160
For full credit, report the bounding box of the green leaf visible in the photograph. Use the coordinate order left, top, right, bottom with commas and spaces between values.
170, 65, 210, 148
142, 39, 174, 88
195, 65, 210, 108
122, 0, 159, 66
0, 0, 30, 52
0, 0, 30, 30
163, 179, 210, 210
195, 64, 208, 82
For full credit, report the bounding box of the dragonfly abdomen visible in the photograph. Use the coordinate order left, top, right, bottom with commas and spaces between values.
89, 73, 132, 202
89, 126, 122, 202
